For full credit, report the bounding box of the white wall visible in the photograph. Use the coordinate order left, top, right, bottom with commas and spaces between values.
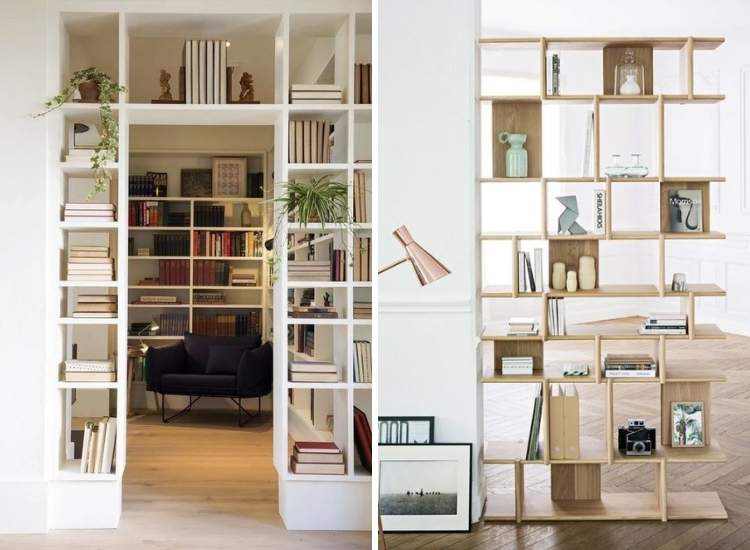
482, 0, 750, 335
379, 0, 482, 522
0, 0, 49, 533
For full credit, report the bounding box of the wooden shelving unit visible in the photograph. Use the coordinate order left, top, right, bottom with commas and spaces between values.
478, 35, 728, 523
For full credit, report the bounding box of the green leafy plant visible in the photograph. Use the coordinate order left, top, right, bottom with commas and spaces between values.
34, 67, 125, 198
267, 174, 359, 283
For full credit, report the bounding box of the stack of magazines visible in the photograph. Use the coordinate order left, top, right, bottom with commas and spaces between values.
507, 317, 538, 336
604, 354, 657, 378
639, 313, 687, 335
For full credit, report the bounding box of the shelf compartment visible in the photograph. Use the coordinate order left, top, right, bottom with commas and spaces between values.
483, 441, 544, 465
660, 181, 710, 233
483, 493, 517, 521
603, 45, 653, 95
667, 491, 727, 520
521, 491, 661, 521
548, 239, 599, 289
548, 436, 608, 464
549, 322, 723, 341
660, 381, 712, 448
491, 100, 542, 178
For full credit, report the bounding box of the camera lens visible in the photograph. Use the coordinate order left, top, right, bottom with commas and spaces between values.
633, 441, 645, 453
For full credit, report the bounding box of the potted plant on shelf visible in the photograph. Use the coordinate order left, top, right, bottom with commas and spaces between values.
34, 67, 126, 198
267, 174, 358, 283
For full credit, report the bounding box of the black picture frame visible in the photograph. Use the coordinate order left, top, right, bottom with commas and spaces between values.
180, 168, 212, 198
379, 442, 472, 533
378, 416, 435, 445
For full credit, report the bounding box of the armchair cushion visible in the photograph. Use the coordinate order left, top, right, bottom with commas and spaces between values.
161, 374, 237, 396
145, 342, 187, 391
183, 332, 261, 374
237, 342, 273, 397
205, 345, 251, 375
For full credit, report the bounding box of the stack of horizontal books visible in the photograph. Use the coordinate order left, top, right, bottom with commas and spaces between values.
507, 317, 538, 336
67, 246, 114, 281
64, 203, 115, 223
64, 359, 115, 382
290, 441, 345, 475
288, 305, 338, 319
639, 313, 687, 335
289, 83, 343, 104
288, 260, 331, 282
353, 301, 372, 319
132, 295, 179, 305
74, 295, 117, 318
501, 356, 534, 375
289, 360, 338, 383
192, 291, 224, 305
80, 417, 116, 474
604, 354, 657, 378
229, 267, 257, 287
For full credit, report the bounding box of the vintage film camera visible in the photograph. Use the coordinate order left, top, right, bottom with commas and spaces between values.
617, 418, 656, 456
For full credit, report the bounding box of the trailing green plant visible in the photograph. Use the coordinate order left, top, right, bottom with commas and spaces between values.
34, 67, 125, 199
267, 174, 359, 284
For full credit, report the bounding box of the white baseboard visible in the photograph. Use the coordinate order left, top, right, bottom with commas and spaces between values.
0, 481, 47, 533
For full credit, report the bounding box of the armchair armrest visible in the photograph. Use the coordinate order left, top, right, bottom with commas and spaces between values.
237, 343, 273, 397
145, 342, 187, 392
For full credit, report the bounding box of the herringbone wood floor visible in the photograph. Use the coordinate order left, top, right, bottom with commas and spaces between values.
385, 326, 750, 550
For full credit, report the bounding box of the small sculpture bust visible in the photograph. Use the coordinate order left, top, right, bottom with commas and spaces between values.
239, 72, 255, 102
158, 69, 172, 101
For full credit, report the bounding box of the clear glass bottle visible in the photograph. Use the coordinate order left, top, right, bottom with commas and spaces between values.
615, 48, 644, 96
624, 153, 648, 178
604, 153, 625, 177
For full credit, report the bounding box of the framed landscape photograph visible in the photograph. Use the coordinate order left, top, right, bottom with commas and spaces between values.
379, 443, 471, 532
213, 157, 247, 198
378, 416, 435, 445
671, 401, 705, 447
180, 168, 212, 197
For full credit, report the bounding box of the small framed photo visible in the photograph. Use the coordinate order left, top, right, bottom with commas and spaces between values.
180, 168, 212, 198
71, 122, 101, 149
379, 443, 472, 532
668, 189, 703, 232
378, 416, 434, 445
213, 157, 247, 198
671, 401, 705, 447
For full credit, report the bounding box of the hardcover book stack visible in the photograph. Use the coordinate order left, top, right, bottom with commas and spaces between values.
517, 248, 544, 292
289, 305, 338, 319
353, 171, 368, 222
354, 63, 372, 104
547, 298, 566, 336
353, 301, 372, 319
132, 295, 179, 306
604, 354, 657, 378
353, 340, 372, 383
289, 83, 343, 104
158, 312, 189, 336
288, 120, 333, 163
74, 294, 117, 318
128, 173, 167, 197
507, 317, 538, 336
288, 260, 331, 282
67, 246, 114, 282
64, 359, 115, 383
640, 313, 688, 335
229, 267, 257, 287
80, 417, 117, 474
501, 356, 533, 376
289, 360, 338, 383
193, 230, 260, 257
64, 203, 115, 223
353, 237, 371, 281
193, 291, 224, 304
183, 39, 229, 104
290, 441, 345, 475
193, 311, 260, 337
193, 260, 229, 286
158, 259, 190, 285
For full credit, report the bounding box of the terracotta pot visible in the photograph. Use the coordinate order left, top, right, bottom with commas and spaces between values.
78, 80, 100, 102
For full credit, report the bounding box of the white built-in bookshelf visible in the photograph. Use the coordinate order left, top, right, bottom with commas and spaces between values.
45, 1, 371, 531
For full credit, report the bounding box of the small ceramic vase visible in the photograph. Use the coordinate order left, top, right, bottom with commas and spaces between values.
619, 73, 641, 95
498, 132, 528, 177
566, 271, 578, 292
578, 256, 596, 290
551, 262, 566, 290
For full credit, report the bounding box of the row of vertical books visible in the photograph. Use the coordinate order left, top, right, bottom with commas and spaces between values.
153, 234, 190, 256
183, 39, 229, 104
518, 248, 544, 292
193, 260, 230, 286
129, 173, 167, 197
64, 203, 115, 223
354, 63, 372, 104
193, 312, 260, 337
353, 340, 372, 383
547, 298, 567, 336
67, 246, 114, 282
353, 171, 368, 223
129, 201, 164, 226
74, 294, 117, 319
158, 312, 189, 336
331, 247, 347, 281
194, 204, 226, 227
288, 120, 332, 163
192, 230, 261, 257
158, 260, 190, 286
353, 237, 371, 281
296, 325, 315, 356
80, 417, 117, 474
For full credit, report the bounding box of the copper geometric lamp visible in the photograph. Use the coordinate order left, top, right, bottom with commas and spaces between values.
378, 225, 450, 285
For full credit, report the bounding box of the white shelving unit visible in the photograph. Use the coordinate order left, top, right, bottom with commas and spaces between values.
46, 0, 371, 531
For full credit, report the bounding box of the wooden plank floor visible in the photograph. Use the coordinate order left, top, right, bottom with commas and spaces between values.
385, 327, 750, 550
0, 411, 369, 549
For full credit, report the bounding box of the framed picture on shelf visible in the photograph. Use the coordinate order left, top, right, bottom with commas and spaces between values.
71, 122, 101, 149
180, 168, 212, 198
668, 189, 703, 232
671, 401, 705, 447
379, 443, 471, 533
213, 157, 247, 198
378, 416, 435, 445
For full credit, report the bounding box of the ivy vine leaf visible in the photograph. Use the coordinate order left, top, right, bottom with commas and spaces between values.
33, 67, 125, 199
